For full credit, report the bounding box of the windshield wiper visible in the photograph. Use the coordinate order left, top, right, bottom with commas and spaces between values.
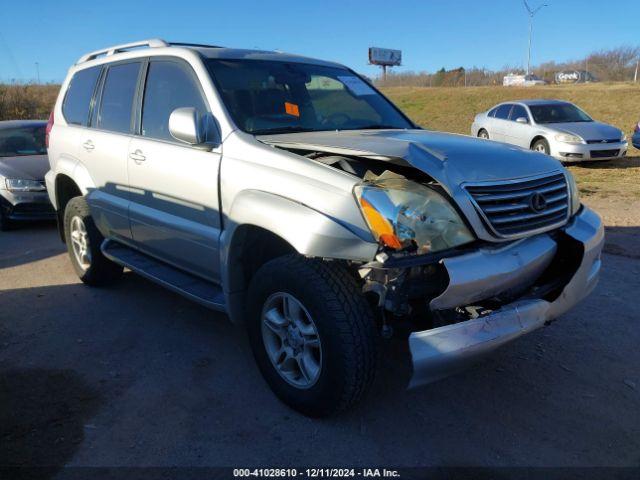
252, 126, 317, 135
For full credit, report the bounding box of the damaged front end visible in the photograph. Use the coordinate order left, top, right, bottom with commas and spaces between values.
265, 140, 604, 389
359, 207, 603, 388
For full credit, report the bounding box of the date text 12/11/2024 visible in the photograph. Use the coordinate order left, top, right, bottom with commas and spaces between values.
233, 468, 401, 478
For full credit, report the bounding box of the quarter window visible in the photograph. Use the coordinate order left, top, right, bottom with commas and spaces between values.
96, 62, 141, 133
142, 61, 208, 142
494, 104, 513, 120
62, 67, 101, 126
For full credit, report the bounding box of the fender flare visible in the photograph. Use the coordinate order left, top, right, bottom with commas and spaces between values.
220, 189, 377, 287
50, 156, 96, 209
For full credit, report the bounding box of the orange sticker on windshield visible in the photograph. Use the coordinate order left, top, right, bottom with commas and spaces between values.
285, 102, 300, 117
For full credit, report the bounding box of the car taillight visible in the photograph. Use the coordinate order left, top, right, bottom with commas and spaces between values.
45, 111, 54, 148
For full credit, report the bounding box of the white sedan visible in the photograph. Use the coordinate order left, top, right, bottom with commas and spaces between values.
471, 99, 627, 162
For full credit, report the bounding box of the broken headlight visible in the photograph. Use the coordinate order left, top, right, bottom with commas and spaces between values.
354, 178, 474, 254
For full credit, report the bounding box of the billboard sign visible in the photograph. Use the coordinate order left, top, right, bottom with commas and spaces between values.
555, 70, 597, 84
368, 47, 402, 66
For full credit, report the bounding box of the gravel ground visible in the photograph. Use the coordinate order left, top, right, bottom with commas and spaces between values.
1, 222, 639, 471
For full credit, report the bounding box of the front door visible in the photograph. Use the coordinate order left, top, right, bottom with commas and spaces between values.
490, 103, 514, 142
127, 58, 222, 281
503, 104, 532, 148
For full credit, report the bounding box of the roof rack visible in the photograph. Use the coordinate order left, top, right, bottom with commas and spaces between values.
76, 38, 169, 64
168, 42, 224, 49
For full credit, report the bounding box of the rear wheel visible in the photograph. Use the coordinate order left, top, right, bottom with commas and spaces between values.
478, 129, 490, 139
64, 196, 123, 285
532, 138, 550, 155
247, 254, 377, 417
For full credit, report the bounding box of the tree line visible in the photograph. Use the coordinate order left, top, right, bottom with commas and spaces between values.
376, 46, 640, 87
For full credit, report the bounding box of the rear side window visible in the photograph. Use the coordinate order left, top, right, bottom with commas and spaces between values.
62, 67, 101, 126
96, 62, 141, 134
510, 105, 529, 121
141, 61, 208, 142
495, 104, 513, 120
488, 107, 498, 117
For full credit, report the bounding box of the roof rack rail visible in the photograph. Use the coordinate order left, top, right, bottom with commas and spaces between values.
168, 42, 224, 49
76, 38, 169, 64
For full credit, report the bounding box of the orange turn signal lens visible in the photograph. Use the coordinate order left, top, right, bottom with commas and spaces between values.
359, 198, 402, 249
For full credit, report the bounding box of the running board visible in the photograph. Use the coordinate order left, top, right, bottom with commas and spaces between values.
101, 240, 227, 312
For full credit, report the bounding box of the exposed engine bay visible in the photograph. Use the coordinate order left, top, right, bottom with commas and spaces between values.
266, 143, 585, 338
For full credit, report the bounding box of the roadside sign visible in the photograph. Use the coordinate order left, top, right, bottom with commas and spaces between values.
368, 47, 402, 66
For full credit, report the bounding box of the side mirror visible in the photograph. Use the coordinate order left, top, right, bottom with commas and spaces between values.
169, 107, 218, 148
515, 117, 529, 124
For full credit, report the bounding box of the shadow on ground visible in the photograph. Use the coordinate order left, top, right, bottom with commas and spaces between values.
0, 368, 102, 473
0, 221, 61, 268
572, 155, 639, 170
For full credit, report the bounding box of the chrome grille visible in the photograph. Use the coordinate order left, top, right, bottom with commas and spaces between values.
464, 172, 569, 238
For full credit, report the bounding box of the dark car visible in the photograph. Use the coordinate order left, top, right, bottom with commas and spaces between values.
0, 120, 55, 230
632, 121, 640, 149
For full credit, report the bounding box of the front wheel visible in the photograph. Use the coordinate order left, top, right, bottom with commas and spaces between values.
532, 138, 551, 155
247, 255, 377, 417
64, 196, 123, 286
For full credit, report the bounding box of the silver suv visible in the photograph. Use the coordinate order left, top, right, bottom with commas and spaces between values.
46, 39, 604, 417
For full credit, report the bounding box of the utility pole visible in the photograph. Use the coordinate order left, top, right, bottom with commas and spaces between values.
634, 59, 639, 83
35, 62, 40, 83
524, 0, 548, 76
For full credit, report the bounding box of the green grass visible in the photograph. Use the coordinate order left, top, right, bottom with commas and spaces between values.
382, 83, 640, 199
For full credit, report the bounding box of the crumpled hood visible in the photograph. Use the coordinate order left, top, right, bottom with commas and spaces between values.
0, 155, 49, 181
259, 129, 562, 187
546, 121, 622, 141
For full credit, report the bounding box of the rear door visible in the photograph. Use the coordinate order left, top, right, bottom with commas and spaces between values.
83, 60, 142, 240
491, 104, 514, 142
127, 58, 222, 281
504, 104, 532, 148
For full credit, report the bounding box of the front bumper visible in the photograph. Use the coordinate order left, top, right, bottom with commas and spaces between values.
0, 189, 55, 221
550, 140, 628, 162
409, 206, 604, 388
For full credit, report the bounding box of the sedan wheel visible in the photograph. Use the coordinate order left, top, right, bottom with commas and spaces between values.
532, 138, 550, 155
478, 130, 490, 139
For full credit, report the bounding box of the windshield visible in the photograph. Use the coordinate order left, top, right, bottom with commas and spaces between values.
0, 125, 47, 157
529, 103, 593, 124
205, 59, 414, 135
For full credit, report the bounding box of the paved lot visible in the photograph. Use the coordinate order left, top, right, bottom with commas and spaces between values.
1, 223, 639, 469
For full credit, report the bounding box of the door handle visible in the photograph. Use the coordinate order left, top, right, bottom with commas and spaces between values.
82, 140, 95, 151
129, 149, 146, 163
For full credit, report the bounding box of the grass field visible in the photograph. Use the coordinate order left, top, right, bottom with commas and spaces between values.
383, 83, 640, 201
1, 82, 638, 202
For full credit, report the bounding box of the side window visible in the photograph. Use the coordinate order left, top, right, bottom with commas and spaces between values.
96, 62, 141, 134
488, 107, 498, 117
495, 104, 513, 120
142, 61, 208, 142
510, 105, 529, 122
62, 67, 101, 126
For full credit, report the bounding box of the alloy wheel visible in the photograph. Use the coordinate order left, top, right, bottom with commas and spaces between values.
261, 292, 322, 389
70, 216, 91, 270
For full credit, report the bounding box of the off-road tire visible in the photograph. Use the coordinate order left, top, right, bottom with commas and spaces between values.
63, 196, 123, 286
532, 138, 551, 155
247, 254, 377, 417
